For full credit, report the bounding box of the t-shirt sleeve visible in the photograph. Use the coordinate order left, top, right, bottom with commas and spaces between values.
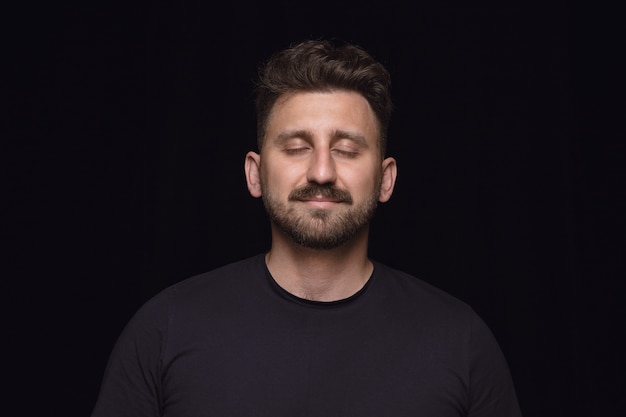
467, 312, 523, 417
91, 293, 170, 417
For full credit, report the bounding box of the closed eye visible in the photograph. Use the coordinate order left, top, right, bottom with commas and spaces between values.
283, 148, 310, 155
332, 148, 359, 158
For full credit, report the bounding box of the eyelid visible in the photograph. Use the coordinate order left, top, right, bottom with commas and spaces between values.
332, 140, 361, 153
284, 147, 309, 154
281, 137, 309, 148
332, 148, 359, 158
334, 136, 365, 148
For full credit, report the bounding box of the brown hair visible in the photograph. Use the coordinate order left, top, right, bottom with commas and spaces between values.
254, 39, 393, 156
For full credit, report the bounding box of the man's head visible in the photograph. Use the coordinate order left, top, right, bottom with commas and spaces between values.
254, 39, 393, 157
246, 40, 397, 250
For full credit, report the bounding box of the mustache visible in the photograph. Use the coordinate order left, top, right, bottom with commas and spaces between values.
288, 184, 353, 204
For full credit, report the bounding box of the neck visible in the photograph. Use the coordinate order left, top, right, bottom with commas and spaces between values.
265, 226, 373, 302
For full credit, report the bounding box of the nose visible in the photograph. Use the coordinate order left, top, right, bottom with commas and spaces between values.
306, 148, 337, 185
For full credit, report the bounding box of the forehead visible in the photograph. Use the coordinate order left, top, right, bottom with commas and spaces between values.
266, 90, 380, 142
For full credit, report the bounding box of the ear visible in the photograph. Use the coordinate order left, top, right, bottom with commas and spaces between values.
378, 157, 397, 203
244, 151, 263, 198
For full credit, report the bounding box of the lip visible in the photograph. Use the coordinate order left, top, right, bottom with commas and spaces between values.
302, 196, 340, 202
298, 197, 342, 208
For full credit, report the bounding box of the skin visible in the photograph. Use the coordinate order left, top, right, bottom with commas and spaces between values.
245, 90, 397, 302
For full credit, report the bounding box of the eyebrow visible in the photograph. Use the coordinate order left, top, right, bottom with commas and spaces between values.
275, 129, 312, 144
332, 129, 367, 147
274, 129, 368, 146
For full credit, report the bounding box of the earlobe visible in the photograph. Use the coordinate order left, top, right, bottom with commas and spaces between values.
379, 157, 397, 203
244, 151, 263, 198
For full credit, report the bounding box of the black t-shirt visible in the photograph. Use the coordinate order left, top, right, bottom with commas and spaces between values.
92, 254, 522, 417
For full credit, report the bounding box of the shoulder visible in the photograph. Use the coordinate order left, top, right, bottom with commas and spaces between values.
368, 261, 499, 349
370, 261, 509, 369
372, 261, 475, 318
168, 254, 265, 295
132, 254, 267, 323
371, 264, 522, 415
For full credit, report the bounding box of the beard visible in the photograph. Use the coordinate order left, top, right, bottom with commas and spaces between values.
261, 182, 380, 250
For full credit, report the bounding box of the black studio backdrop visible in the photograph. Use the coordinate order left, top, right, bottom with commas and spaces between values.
6, 2, 624, 416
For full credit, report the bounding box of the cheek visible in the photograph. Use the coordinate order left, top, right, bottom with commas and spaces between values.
344, 170, 380, 196
262, 165, 300, 194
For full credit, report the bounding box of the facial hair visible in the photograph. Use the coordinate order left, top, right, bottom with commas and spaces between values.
261, 182, 381, 250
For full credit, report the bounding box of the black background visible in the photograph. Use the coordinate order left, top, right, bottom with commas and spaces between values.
6, 1, 624, 416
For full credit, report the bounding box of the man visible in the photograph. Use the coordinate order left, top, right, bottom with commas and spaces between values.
92, 39, 522, 416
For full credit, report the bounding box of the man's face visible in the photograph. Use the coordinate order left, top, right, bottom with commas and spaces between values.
255, 90, 388, 249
